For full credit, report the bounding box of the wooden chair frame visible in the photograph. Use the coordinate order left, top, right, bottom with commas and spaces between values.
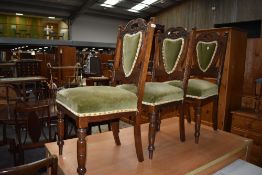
0, 155, 58, 175
147, 27, 190, 159
57, 18, 155, 175
185, 29, 229, 143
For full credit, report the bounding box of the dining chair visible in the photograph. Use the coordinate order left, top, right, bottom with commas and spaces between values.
56, 18, 156, 175
0, 84, 20, 165
167, 28, 229, 143
117, 27, 190, 159
0, 155, 58, 175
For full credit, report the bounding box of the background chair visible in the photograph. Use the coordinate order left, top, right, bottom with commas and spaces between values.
0, 84, 20, 165
56, 18, 155, 175
169, 29, 228, 143
0, 155, 58, 175
118, 27, 190, 159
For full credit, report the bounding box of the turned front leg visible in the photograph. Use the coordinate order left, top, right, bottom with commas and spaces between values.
194, 103, 201, 144
148, 110, 157, 159
57, 111, 64, 155
77, 128, 87, 175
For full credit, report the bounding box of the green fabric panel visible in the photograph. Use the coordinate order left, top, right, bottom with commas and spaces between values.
167, 79, 217, 98
163, 38, 183, 73
165, 80, 183, 88
117, 82, 183, 105
122, 32, 141, 76
197, 42, 217, 71
56, 86, 137, 115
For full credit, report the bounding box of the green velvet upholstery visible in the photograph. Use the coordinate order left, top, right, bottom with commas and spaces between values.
122, 31, 142, 77
56, 86, 137, 116
162, 38, 184, 74
196, 41, 218, 72
166, 79, 218, 99
117, 82, 183, 106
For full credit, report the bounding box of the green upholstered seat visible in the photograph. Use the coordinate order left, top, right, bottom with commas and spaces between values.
56, 86, 137, 117
122, 31, 142, 77
117, 82, 183, 106
196, 41, 218, 72
166, 79, 218, 99
162, 38, 184, 74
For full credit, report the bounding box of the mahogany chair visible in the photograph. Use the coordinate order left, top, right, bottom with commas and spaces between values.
168, 29, 228, 143
118, 27, 190, 159
0, 155, 58, 175
13, 81, 53, 164
0, 84, 20, 165
56, 18, 155, 175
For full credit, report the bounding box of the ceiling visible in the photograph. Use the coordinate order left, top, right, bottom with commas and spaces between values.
0, 0, 184, 21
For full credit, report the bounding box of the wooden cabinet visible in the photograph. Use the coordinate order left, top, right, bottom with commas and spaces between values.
231, 110, 262, 166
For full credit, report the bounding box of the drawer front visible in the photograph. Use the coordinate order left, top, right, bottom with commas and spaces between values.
231, 127, 262, 145
232, 114, 262, 133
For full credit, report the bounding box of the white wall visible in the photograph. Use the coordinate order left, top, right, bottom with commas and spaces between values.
71, 14, 128, 44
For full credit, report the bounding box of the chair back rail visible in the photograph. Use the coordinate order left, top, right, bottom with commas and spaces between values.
0, 155, 58, 175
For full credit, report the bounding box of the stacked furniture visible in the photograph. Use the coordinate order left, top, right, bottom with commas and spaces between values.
230, 38, 262, 167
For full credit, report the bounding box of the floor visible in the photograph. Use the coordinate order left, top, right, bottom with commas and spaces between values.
46, 117, 252, 175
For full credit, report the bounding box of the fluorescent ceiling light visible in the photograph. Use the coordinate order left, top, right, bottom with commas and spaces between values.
128, 0, 159, 12
48, 16, 55, 19
128, 9, 139, 13
104, 0, 121, 5
131, 3, 147, 11
16, 13, 23, 16
101, 4, 113, 8
143, 0, 159, 5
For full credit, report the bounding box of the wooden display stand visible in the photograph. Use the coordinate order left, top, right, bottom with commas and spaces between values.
45, 118, 252, 175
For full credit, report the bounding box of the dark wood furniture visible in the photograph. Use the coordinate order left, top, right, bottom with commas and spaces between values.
231, 110, 262, 166
242, 38, 262, 112
255, 78, 262, 113
0, 76, 52, 164
0, 76, 47, 119
47, 63, 82, 88
0, 84, 19, 165
191, 28, 247, 131
0, 155, 58, 175
15, 100, 52, 164
146, 27, 189, 158
185, 29, 228, 143
14, 59, 42, 77
56, 18, 156, 175
0, 63, 16, 78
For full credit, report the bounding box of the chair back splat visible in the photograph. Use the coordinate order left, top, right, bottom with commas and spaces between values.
187, 29, 229, 87
152, 27, 190, 83
112, 17, 156, 109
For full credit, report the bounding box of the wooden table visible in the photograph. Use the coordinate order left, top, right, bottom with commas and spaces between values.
0, 76, 47, 118
45, 117, 252, 175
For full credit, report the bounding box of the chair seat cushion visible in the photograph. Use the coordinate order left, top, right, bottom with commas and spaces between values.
117, 82, 183, 106
166, 79, 218, 99
56, 86, 137, 117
